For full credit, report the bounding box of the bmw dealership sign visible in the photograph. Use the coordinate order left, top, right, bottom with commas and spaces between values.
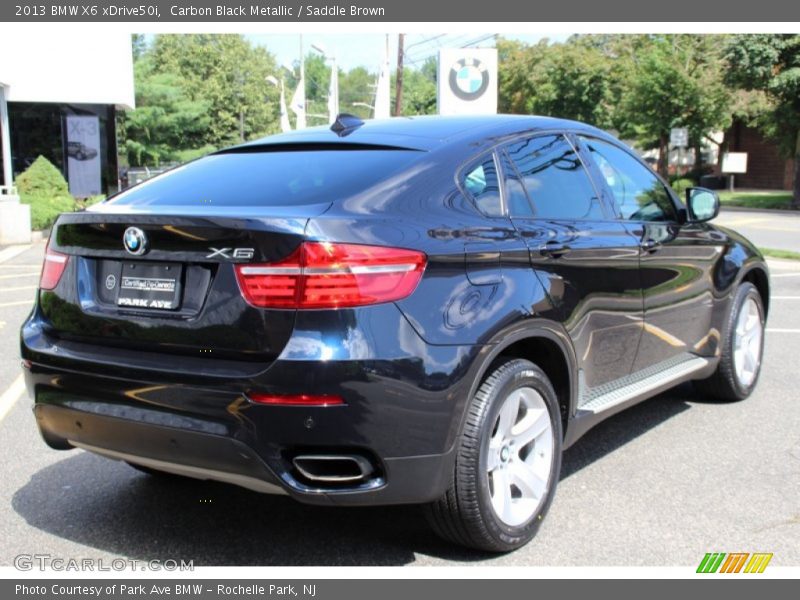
437, 48, 498, 115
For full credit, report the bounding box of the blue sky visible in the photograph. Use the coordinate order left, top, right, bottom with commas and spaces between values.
246, 33, 572, 73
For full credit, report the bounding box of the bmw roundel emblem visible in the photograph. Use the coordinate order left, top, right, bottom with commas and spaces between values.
449, 57, 490, 101
123, 226, 147, 256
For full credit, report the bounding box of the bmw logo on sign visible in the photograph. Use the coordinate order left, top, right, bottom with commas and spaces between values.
437, 48, 497, 116
123, 227, 148, 256
449, 57, 490, 101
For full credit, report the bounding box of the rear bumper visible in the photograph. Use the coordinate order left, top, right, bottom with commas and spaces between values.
32, 402, 455, 506
21, 303, 481, 506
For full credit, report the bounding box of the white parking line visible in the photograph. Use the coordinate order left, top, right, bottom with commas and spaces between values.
766, 328, 800, 333
0, 374, 25, 422
0, 245, 32, 264
772, 296, 800, 300
0, 273, 39, 280
0, 264, 43, 269
771, 273, 800, 278
0, 286, 37, 292
0, 299, 33, 308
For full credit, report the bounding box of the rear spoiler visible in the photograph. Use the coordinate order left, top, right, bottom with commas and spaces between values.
213, 142, 426, 155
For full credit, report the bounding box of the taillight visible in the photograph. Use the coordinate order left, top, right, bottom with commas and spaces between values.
39, 250, 69, 290
235, 242, 426, 309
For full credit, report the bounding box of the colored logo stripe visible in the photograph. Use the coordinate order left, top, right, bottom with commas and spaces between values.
720, 553, 749, 573
697, 553, 726, 573
744, 553, 773, 573
697, 552, 773, 573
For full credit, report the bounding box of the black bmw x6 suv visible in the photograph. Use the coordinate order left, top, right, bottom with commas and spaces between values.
22, 115, 769, 552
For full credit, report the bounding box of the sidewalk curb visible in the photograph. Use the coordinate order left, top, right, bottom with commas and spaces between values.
720, 205, 800, 215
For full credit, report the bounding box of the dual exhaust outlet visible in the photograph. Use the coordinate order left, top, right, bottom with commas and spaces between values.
292, 454, 375, 484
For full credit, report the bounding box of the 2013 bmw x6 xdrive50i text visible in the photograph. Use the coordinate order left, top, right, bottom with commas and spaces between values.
21, 115, 769, 552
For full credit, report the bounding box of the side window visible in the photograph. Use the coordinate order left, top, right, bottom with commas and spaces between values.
581, 137, 677, 222
498, 151, 534, 218
462, 155, 503, 217
505, 134, 604, 220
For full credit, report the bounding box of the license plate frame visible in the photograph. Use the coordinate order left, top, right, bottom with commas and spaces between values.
116, 262, 183, 311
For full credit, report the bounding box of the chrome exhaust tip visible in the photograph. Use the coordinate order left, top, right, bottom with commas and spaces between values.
292, 454, 374, 483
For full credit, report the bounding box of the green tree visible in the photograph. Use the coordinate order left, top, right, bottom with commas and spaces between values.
498, 37, 616, 127
340, 66, 376, 119
397, 56, 437, 116
498, 38, 549, 114
725, 34, 800, 209
148, 34, 281, 146
615, 35, 732, 177
131, 33, 147, 60
122, 57, 212, 166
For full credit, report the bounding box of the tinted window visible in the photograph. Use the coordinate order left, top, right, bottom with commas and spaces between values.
499, 151, 534, 218
581, 137, 677, 222
505, 135, 603, 220
106, 149, 423, 207
462, 155, 503, 217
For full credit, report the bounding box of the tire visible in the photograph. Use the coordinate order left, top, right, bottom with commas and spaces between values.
424, 357, 563, 552
694, 282, 765, 401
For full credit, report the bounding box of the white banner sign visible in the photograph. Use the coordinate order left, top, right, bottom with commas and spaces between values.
437, 48, 498, 116
66, 115, 101, 197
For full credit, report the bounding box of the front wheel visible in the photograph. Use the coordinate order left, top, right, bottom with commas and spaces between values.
424, 357, 562, 552
694, 282, 765, 401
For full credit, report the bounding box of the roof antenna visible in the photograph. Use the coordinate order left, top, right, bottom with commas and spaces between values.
330, 113, 365, 137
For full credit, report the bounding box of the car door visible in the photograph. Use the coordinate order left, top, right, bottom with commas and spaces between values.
577, 135, 723, 372
500, 133, 645, 392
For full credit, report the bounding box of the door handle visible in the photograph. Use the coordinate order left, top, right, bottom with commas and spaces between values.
640, 238, 661, 253
539, 241, 571, 258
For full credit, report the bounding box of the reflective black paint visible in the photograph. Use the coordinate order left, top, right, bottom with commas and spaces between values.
21, 116, 770, 506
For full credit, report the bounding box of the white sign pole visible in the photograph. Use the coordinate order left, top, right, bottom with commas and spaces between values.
0, 85, 12, 188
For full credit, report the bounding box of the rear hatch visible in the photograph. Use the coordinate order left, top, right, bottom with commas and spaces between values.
45, 209, 318, 363
37, 144, 425, 366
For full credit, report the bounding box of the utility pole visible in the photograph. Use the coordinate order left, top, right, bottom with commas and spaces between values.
394, 34, 404, 117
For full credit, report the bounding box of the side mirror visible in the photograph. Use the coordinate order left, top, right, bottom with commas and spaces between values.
685, 187, 720, 223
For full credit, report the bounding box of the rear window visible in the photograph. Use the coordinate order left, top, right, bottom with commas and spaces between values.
108, 149, 424, 207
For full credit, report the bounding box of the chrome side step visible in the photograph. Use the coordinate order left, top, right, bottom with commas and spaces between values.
579, 356, 712, 414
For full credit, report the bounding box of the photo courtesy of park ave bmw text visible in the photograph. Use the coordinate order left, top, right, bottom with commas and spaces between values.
0, 0, 799, 595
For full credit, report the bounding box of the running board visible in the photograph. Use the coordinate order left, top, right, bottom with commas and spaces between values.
579, 356, 712, 415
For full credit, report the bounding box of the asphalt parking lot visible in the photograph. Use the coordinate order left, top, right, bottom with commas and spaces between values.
1, 220, 799, 567
715, 207, 800, 253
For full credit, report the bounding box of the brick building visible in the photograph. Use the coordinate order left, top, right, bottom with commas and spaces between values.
725, 119, 794, 190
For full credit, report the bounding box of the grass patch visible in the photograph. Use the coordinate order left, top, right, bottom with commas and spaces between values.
718, 190, 795, 210
759, 248, 800, 261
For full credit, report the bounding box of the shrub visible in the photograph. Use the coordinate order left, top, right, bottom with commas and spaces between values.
16, 156, 77, 230
670, 177, 696, 198
75, 195, 106, 210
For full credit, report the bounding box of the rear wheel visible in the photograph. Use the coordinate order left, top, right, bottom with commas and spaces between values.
694, 282, 765, 401
425, 357, 562, 552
